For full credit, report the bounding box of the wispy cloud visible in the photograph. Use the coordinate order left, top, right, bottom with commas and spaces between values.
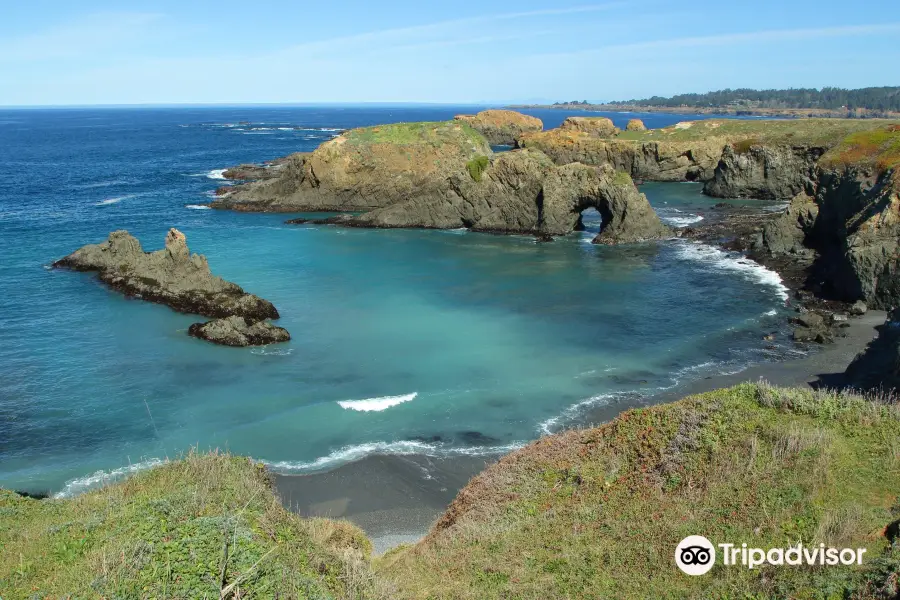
538, 23, 900, 58
271, 3, 625, 57
0, 12, 163, 63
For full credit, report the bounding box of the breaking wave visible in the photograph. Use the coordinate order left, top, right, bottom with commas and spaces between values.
337, 392, 417, 412
672, 240, 789, 301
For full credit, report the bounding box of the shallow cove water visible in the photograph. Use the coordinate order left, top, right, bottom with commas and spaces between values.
0, 106, 795, 495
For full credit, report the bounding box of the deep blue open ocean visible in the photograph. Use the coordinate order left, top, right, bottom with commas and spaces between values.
0, 106, 795, 495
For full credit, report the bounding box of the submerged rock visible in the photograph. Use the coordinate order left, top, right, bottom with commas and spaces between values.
188, 316, 290, 347
453, 110, 543, 146
54, 229, 284, 342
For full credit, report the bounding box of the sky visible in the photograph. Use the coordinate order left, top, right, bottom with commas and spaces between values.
1, 0, 898, 106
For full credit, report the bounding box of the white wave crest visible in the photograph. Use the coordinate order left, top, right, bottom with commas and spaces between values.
673, 240, 789, 300
95, 194, 132, 206
53, 457, 167, 498
664, 214, 704, 227
337, 392, 417, 412
263, 439, 525, 473
207, 169, 228, 180
185, 204, 212, 210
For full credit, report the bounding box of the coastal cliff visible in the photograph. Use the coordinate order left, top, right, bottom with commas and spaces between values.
214, 120, 670, 243
53, 229, 289, 346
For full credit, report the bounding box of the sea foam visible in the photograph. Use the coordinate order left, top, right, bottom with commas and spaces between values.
337, 392, 417, 412
185, 204, 212, 210
673, 240, 789, 301
263, 439, 525, 473
206, 169, 228, 180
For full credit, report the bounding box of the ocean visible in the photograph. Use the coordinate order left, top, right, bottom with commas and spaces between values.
0, 106, 795, 496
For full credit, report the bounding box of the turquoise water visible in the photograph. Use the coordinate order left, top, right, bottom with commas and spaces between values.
0, 107, 794, 495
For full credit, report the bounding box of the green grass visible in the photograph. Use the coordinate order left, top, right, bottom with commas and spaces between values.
613, 118, 899, 146
344, 120, 488, 150
466, 155, 490, 182
0, 450, 391, 599
378, 383, 900, 599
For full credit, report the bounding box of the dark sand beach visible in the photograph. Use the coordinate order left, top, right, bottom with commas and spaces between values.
276, 310, 886, 554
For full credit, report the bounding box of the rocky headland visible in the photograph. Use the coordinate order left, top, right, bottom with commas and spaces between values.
53, 229, 288, 347
212, 120, 671, 243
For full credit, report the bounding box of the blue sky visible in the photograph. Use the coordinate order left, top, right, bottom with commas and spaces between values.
1, 0, 897, 106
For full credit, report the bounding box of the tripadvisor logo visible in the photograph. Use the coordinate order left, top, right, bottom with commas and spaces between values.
675, 535, 868, 576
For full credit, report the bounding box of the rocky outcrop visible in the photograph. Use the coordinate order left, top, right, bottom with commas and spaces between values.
559, 116, 617, 137
752, 165, 900, 309
212, 121, 492, 212
54, 229, 289, 346
188, 316, 290, 347
54, 229, 278, 321
518, 129, 725, 182
216, 121, 669, 243
757, 193, 819, 255
286, 149, 671, 243
453, 110, 542, 146
703, 144, 825, 199
626, 118, 647, 131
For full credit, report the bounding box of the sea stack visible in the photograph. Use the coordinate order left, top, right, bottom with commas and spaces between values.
54, 229, 289, 346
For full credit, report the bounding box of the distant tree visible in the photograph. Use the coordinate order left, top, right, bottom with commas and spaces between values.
600, 87, 900, 112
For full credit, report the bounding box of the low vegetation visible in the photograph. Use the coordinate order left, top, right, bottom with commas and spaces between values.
465, 155, 490, 182
344, 120, 487, 150
0, 451, 392, 599
2, 383, 898, 599
378, 383, 900, 599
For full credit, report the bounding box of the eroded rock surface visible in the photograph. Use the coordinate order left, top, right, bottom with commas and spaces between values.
454, 110, 543, 145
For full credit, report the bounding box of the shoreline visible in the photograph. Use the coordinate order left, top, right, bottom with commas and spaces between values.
275, 309, 885, 554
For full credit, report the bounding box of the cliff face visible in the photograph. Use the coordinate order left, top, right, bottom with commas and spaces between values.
703, 144, 825, 199
453, 109, 543, 146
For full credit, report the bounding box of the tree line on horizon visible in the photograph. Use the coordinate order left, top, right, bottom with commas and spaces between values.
554, 87, 900, 112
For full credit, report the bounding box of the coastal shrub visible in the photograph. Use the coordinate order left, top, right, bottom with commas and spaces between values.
466, 155, 490, 182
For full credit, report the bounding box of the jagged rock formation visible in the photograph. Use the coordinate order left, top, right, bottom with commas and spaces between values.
453, 110, 542, 145
54, 229, 288, 346
216, 121, 670, 243
559, 116, 618, 137
188, 316, 290, 347
626, 118, 647, 131
757, 193, 819, 255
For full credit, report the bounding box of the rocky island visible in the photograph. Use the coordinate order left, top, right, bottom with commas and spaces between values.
53, 229, 289, 346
